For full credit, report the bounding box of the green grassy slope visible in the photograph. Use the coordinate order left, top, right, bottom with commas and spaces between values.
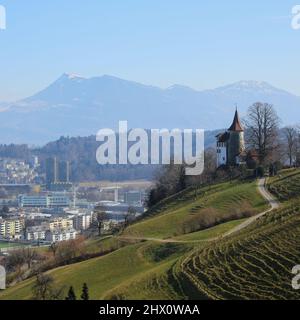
0, 242, 25, 249
172, 219, 247, 242
123, 181, 267, 239
1, 179, 264, 300
165, 170, 300, 300
0, 241, 192, 300
2, 173, 298, 301
93, 172, 300, 300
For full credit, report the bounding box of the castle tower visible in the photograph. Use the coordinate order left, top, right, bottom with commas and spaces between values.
216, 109, 245, 167
227, 110, 245, 165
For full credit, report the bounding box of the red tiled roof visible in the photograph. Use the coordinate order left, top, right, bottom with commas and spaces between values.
228, 110, 244, 132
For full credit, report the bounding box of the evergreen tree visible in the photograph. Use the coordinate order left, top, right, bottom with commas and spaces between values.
81, 283, 89, 300
65, 286, 77, 300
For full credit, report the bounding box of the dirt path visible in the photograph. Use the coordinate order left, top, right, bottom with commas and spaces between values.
223, 178, 279, 237
117, 236, 193, 244
117, 178, 280, 244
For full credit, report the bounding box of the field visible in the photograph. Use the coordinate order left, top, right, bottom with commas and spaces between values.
176, 201, 300, 299
268, 169, 300, 201
172, 218, 247, 242
0, 242, 25, 249
108, 174, 300, 300
1, 171, 300, 300
0, 241, 194, 300
123, 181, 267, 239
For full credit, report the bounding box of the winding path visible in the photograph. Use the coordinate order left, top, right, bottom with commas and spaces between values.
117, 178, 280, 244
223, 178, 279, 237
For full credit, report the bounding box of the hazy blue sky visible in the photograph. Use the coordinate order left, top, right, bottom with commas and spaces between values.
0, 0, 299, 101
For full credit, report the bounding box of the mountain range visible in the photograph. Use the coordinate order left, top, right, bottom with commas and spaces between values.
0, 74, 299, 145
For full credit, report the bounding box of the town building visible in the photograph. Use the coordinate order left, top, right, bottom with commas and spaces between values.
0, 218, 24, 239
45, 157, 71, 190
72, 213, 93, 231
45, 157, 58, 187
18, 195, 48, 208
58, 160, 70, 183
45, 228, 77, 243
48, 194, 70, 207
18, 194, 70, 208
216, 110, 246, 167
49, 218, 73, 231
25, 225, 48, 241
124, 191, 143, 205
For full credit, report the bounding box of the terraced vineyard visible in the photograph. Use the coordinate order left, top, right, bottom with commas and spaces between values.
175, 201, 300, 300
268, 169, 300, 201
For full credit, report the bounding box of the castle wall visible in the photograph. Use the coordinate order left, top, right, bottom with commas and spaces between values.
227, 132, 245, 165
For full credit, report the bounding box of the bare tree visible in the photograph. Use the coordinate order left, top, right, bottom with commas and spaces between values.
32, 273, 64, 300
49, 242, 58, 258
32, 273, 54, 300
245, 102, 280, 164
94, 206, 107, 236
55, 238, 84, 264
21, 248, 40, 269
124, 206, 136, 229
6, 250, 25, 278
187, 148, 216, 186
146, 163, 188, 208
283, 126, 298, 167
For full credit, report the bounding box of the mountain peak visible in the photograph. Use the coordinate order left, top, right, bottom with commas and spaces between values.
59, 73, 86, 81
212, 80, 291, 96
232, 80, 274, 89
167, 84, 196, 92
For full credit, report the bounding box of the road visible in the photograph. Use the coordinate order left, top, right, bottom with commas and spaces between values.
117, 178, 280, 244
223, 178, 280, 237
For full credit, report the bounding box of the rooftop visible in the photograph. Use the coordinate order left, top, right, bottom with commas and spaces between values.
228, 110, 244, 132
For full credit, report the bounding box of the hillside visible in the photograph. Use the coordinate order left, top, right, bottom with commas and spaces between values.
0, 177, 268, 300
1, 171, 300, 300
122, 181, 267, 239
106, 171, 300, 300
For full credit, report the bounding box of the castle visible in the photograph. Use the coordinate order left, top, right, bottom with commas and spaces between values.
216, 110, 245, 167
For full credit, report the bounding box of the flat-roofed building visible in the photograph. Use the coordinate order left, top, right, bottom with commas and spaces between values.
49, 218, 73, 231
45, 228, 77, 243
18, 194, 70, 208
25, 225, 48, 241
72, 213, 93, 231
0, 218, 24, 239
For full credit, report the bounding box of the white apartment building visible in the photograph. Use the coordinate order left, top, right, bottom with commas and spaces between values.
45, 228, 77, 243
49, 218, 73, 231
25, 225, 48, 241
72, 213, 93, 231
0, 218, 24, 239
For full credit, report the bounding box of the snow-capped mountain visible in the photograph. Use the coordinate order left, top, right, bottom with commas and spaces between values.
0, 74, 299, 144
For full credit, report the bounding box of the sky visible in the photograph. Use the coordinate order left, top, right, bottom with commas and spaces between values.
0, 0, 299, 101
